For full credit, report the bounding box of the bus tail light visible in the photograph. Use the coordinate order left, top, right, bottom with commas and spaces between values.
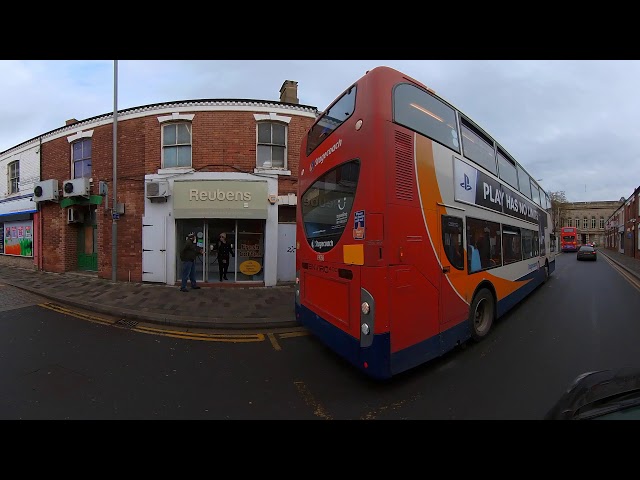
295, 270, 301, 305
361, 302, 370, 315
360, 288, 375, 348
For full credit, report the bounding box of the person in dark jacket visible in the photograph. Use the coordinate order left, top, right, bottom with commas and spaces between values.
180, 232, 202, 292
217, 232, 235, 281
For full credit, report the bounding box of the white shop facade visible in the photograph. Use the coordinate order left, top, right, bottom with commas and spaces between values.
142, 171, 280, 286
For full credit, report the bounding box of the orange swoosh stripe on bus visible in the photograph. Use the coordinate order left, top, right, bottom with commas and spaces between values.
414, 135, 529, 302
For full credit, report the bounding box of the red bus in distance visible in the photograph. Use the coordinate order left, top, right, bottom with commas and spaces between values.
560, 227, 579, 252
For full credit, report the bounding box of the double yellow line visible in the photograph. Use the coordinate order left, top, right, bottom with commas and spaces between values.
601, 255, 640, 293
38, 302, 267, 343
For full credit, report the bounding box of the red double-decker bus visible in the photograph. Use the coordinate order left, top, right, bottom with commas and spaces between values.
560, 227, 579, 252
295, 66, 555, 379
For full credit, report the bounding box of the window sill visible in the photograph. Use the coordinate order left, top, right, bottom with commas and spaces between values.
158, 167, 195, 175
253, 168, 291, 176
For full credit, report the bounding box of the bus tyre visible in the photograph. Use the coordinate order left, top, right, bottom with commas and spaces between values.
469, 288, 494, 342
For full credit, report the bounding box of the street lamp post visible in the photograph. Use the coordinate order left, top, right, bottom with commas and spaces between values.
112, 60, 118, 282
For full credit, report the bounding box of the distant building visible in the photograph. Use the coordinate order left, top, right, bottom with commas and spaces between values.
606, 189, 640, 259
560, 200, 623, 247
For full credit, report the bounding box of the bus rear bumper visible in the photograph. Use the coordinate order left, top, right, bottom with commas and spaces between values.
296, 303, 392, 380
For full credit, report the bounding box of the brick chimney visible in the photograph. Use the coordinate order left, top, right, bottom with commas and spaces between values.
65, 118, 79, 126
279, 80, 298, 104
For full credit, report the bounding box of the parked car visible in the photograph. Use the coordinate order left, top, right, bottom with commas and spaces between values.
577, 245, 597, 261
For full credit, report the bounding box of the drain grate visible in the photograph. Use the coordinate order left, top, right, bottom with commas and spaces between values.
115, 318, 139, 329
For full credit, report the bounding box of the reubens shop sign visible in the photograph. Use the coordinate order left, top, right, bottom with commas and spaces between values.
189, 189, 252, 202
173, 180, 268, 219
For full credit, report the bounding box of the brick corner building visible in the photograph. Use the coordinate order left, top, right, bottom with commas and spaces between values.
0, 80, 318, 287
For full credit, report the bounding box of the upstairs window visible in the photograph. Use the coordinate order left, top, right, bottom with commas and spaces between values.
591, 216, 596, 229
530, 181, 541, 205
257, 122, 286, 169
8, 160, 19, 194
583, 217, 588, 229
163, 122, 192, 168
599, 217, 604, 229
73, 138, 92, 179
460, 117, 497, 174
517, 164, 532, 199
497, 150, 518, 190
307, 86, 355, 156
394, 84, 460, 153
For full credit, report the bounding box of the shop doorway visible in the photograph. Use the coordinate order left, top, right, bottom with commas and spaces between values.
176, 219, 265, 284
77, 207, 97, 271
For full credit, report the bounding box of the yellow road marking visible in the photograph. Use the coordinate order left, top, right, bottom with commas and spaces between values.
38, 303, 301, 344
133, 324, 265, 343
279, 331, 310, 339
602, 255, 640, 293
267, 333, 281, 351
39, 302, 113, 326
359, 393, 421, 420
294, 381, 333, 419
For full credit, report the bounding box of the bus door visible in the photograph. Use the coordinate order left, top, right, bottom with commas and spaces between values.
438, 210, 469, 329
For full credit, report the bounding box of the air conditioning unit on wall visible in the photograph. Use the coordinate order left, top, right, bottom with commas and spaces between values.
67, 207, 84, 224
146, 180, 170, 199
33, 179, 59, 203
62, 177, 91, 198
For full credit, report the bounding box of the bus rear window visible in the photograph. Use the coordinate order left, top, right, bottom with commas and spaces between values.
306, 86, 356, 156
301, 160, 360, 253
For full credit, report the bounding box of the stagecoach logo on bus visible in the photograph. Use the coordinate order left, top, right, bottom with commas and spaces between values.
312, 239, 334, 249
454, 158, 542, 224
309, 138, 343, 172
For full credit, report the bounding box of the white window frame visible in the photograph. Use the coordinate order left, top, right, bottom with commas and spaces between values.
71, 138, 93, 179
67, 130, 94, 181
591, 216, 596, 229
253, 113, 291, 175
599, 217, 604, 229
8, 160, 19, 194
583, 217, 588, 229
158, 113, 195, 170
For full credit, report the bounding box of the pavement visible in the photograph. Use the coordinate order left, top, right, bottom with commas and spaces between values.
1, 248, 638, 331
0, 264, 298, 330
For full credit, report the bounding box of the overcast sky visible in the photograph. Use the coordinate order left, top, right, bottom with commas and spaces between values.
0, 60, 637, 203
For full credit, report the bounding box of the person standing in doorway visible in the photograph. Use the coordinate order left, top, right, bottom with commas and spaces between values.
217, 232, 235, 281
180, 232, 202, 292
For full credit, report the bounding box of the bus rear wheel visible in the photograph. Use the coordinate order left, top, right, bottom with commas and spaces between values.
469, 288, 494, 342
